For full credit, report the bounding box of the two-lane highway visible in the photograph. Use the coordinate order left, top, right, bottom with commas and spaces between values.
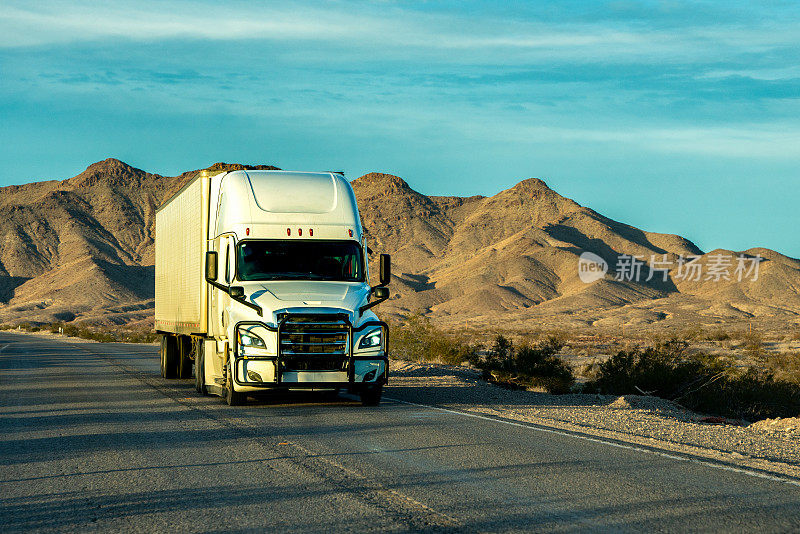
3, 332, 800, 532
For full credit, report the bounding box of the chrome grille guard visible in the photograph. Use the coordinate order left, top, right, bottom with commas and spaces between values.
231, 313, 388, 387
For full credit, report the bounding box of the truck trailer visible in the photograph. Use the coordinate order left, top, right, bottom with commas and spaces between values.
154, 169, 391, 406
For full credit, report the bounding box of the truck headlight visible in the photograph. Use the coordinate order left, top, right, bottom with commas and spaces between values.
358, 329, 382, 349
238, 330, 266, 348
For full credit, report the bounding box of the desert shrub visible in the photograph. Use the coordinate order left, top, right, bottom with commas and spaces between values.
741, 330, 765, 361
515, 339, 574, 394
763, 351, 800, 384
9, 320, 157, 344
584, 339, 800, 420
472, 335, 574, 394
84, 330, 117, 343
480, 335, 514, 373
543, 330, 570, 346
680, 325, 704, 341
391, 314, 479, 365
122, 331, 159, 344
0, 323, 11, 330
57, 322, 142, 343
705, 328, 730, 342
62, 324, 80, 337
581, 358, 603, 381
585, 339, 721, 397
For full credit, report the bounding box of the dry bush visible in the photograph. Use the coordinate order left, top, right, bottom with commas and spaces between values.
679, 325, 705, 341
390, 314, 479, 365
544, 329, 571, 346
472, 334, 574, 394
704, 328, 731, 342
48, 322, 158, 344
764, 351, 800, 384
581, 358, 603, 382
741, 330, 765, 362
584, 339, 800, 420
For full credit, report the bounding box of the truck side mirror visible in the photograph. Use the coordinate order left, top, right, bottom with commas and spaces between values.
205, 251, 218, 282
372, 286, 389, 299
379, 254, 391, 286
229, 286, 244, 299
360, 281, 391, 315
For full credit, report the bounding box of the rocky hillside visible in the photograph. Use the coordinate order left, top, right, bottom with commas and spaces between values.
0, 159, 798, 332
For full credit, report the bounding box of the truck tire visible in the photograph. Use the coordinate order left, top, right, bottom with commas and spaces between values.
360, 386, 382, 406
160, 335, 178, 379
194, 339, 208, 396
224, 361, 246, 406
178, 336, 192, 379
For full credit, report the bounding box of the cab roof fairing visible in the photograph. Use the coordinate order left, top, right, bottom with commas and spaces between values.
209, 171, 364, 241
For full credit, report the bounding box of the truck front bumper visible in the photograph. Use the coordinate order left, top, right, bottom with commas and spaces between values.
232, 317, 388, 390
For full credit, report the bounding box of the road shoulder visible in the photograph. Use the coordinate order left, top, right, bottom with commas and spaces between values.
388, 360, 800, 480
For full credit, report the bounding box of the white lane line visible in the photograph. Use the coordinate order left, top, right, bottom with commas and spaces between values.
385, 396, 800, 488
0, 344, 7, 353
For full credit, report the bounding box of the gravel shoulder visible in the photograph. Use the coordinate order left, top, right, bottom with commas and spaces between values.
388, 360, 800, 480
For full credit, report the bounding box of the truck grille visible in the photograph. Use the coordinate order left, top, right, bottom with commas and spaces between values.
278, 315, 350, 371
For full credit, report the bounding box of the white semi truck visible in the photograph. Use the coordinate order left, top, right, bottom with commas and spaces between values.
154, 169, 391, 406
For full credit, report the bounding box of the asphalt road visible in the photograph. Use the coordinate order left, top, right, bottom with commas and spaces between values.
3, 332, 800, 533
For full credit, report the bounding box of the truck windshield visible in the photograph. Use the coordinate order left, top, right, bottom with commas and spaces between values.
236, 240, 364, 282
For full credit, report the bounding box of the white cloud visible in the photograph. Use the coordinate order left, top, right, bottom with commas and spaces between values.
1, 0, 791, 65
470, 120, 800, 160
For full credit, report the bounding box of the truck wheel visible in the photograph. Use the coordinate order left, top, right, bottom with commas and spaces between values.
360, 386, 382, 406
178, 336, 192, 379
194, 339, 208, 396
224, 361, 246, 406
160, 335, 178, 379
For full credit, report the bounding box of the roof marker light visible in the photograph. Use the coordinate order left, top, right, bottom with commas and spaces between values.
348, 229, 353, 237
246, 228, 250, 236
287, 228, 291, 236
309, 229, 313, 236
298, 228, 302, 236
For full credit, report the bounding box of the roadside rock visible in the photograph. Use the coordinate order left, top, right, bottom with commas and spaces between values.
750, 417, 800, 433
608, 395, 681, 412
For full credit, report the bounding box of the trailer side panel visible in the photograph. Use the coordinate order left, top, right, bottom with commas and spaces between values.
155, 176, 209, 335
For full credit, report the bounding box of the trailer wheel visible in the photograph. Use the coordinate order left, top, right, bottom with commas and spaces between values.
360, 386, 382, 406
194, 339, 208, 396
160, 335, 178, 379
224, 361, 246, 406
177, 336, 192, 379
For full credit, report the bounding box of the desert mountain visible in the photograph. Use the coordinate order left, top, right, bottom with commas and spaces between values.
354, 174, 800, 332
0, 160, 798, 333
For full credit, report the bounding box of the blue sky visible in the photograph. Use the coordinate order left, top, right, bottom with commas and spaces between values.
1, 1, 798, 256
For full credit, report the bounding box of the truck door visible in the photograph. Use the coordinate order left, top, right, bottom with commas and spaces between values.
209, 236, 232, 339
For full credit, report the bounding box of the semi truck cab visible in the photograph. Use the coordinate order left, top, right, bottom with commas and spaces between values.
155, 170, 390, 406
